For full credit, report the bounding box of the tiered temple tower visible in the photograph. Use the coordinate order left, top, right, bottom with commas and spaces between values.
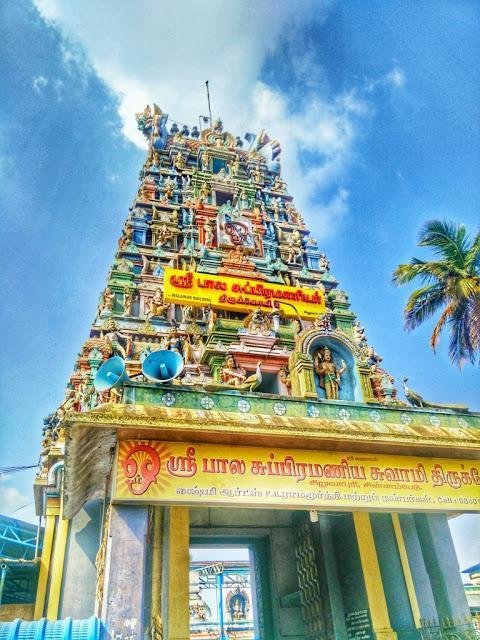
3, 105, 479, 640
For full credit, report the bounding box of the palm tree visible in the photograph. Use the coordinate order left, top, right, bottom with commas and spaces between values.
392, 219, 480, 366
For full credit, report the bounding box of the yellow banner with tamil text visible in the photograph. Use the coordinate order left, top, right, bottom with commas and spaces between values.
163, 268, 325, 318
114, 441, 480, 512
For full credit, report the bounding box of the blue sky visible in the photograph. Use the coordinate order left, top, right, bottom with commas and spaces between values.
0, 0, 478, 570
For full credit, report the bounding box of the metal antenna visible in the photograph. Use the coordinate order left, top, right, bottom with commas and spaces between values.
205, 80, 212, 125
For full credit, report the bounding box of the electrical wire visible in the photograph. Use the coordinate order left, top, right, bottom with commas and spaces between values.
0, 464, 38, 475
7, 502, 34, 516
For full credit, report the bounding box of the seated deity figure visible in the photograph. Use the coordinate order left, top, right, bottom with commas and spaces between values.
220, 355, 247, 387
314, 346, 346, 400
146, 287, 170, 318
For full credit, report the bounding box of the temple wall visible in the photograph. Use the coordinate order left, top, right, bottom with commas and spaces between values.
60, 500, 103, 619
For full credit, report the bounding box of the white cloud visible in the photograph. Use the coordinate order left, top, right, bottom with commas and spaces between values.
31, 0, 393, 236
32, 74, 49, 93
385, 66, 406, 89
0, 477, 30, 515
365, 65, 407, 93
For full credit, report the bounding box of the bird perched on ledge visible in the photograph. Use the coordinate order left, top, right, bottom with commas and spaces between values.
402, 378, 469, 412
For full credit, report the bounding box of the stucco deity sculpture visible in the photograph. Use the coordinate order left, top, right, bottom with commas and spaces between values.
163, 177, 176, 200
155, 224, 173, 249
100, 287, 115, 316
319, 253, 330, 271
286, 239, 303, 264
244, 308, 273, 336
174, 151, 186, 171
229, 155, 240, 176
146, 287, 170, 318
314, 346, 346, 400
203, 219, 215, 248
167, 327, 182, 353
220, 355, 247, 387
199, 181, 210, 202
123, 286, 135, 316
102, 318, 132, 360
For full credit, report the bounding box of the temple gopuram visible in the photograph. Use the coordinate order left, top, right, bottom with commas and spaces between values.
1, 105, 479, 640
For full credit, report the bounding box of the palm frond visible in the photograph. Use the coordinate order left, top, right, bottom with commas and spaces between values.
465, 230, 480, 272
392, 259, 456, 286
404, 285, 446, 330
394, 219, 480, 366
448, 300, 476, 367
430, 301, 456, 351
418, 219, 470, 267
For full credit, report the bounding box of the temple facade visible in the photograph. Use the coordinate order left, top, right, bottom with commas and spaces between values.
2, 105, 480, 640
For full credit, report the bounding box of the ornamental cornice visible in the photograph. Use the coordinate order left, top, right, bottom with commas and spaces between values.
298, 327, 359, 357
64, 404, 480, 452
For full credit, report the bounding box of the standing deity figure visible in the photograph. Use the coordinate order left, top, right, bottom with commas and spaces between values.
76, 372, 94, 412
279, 366, 292, 395
163, 177, 176, 200
150, 152, 161, 172
319, 253, 330, 271
174, 151, 186, 171
252, 167, 263, 184
100, 287, 115, 316
252, 227, 262, 255
314, 346, 346, 400
238, 189, 250, 210
118, 225, 133, 250
206, 307, 217, 333
146, 287, 170, 318
102, 318, 132, 360
123, 287, 135, 316
201, 152, 210, 171
220, 355, 247, 387
271, 198, 280, 220
199, 181, 210, 202
182, 334, 204, 365
286, 239, 303, 264
203, 219, 215, 248
167, 327, 182, 353
181, 305, 195, 325
229, 155, 240, 176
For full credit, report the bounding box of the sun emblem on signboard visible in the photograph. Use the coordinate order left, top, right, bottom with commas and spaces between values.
117, 441, 173, 496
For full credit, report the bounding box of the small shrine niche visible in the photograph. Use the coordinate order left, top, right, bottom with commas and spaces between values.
227, 586, 250, 622
310, 338, 358, 402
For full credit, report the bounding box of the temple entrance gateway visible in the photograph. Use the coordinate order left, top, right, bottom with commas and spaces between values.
17, 110, 478, 640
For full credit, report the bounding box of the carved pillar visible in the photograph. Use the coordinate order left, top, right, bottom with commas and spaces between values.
289, 352, 317, 399
358, 365, 375, 401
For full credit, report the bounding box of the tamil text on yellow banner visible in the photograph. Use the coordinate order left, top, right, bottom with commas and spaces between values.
163, 268, 325, 318
115, 441, 480, 512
